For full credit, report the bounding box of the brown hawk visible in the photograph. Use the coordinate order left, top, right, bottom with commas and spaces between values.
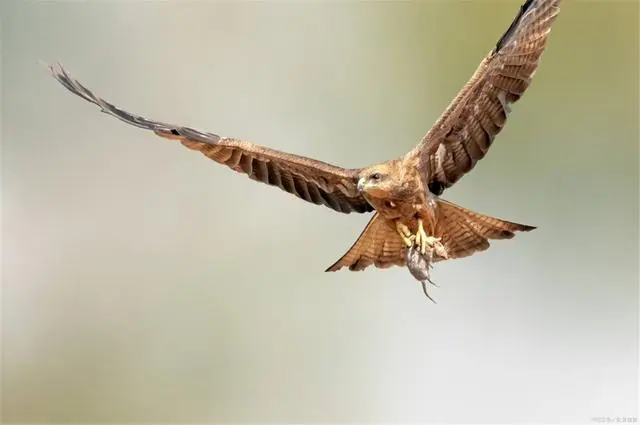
47, 0, 561, 299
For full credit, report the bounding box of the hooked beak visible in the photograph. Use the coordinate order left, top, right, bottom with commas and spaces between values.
357, 177, 366, 193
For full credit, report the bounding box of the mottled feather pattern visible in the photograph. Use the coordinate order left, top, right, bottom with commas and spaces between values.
47, 63, 373, 215
414, 0, 561, 190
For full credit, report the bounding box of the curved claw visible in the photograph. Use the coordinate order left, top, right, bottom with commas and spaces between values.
415, 219, 447, 257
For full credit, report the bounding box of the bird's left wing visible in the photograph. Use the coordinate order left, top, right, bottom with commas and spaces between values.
409, 0, 561, 192
48, 63, 373, 214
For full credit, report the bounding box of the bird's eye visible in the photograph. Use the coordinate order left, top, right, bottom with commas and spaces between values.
371, 173, 382, 180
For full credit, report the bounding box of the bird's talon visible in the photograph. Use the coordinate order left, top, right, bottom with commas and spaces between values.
398, 219, 448, 258
397, 222, 415, 247
400, 235, 413, 247
416, 219, 433, 255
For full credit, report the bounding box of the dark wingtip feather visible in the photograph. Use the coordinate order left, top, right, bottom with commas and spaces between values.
45, 62, 214, 141
495, 0, 536, 52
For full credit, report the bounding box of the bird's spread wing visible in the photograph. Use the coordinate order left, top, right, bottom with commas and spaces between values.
411, 0, 561, 190
48, 63, 373, 214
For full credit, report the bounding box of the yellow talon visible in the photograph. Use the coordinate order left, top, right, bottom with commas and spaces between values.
401, 235, 415, 247
396, 222, 415, 247
397, 220, 448, 258
416, 219, 447, 258
417, 219, 428, 255
396, 222, 411, 237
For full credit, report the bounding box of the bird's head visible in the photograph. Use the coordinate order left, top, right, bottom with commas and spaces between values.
357, 163, 396, 199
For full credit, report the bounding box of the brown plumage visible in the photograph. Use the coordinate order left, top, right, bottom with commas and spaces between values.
47, 0, 560, 298
415, 0, 560, 189
326, 200, 535, 271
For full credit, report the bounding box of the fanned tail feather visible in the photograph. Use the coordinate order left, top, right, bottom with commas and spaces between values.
326, 200, 534, 272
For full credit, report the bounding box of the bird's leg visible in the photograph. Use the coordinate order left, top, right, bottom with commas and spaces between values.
396, 221, 415, 247
415, 218, 445, 256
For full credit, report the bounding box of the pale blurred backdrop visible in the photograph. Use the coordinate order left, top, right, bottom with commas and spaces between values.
2, 0, 638, 423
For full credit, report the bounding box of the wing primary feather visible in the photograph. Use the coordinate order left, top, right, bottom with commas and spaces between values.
293, 178, 311, 202
240, 153, 254, 175
265, 161, 282, 187
280, 171, 298, 196
495, 0, 536, 52
252, 158, 268, 182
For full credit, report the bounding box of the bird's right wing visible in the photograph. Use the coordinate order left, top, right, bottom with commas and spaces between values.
409, 0, 561, 192
48, 63, 373, 214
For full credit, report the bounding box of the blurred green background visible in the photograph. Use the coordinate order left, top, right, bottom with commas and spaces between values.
2, 0, 638, 423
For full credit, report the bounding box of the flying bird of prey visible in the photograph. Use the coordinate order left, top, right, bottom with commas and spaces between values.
48, 0, 560, 299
